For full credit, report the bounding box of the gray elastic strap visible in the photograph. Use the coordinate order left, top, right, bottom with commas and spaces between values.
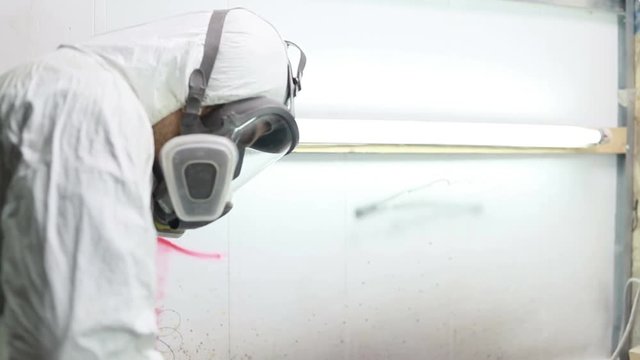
182, 9, 231, 134
200, 9, 231, 86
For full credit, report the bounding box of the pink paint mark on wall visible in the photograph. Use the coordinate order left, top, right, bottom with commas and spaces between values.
155, 237, 224, 308
156, 240, 171, 305
157, 237, 223, 260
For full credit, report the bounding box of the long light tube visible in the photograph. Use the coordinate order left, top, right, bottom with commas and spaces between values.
297, 119, 605, 148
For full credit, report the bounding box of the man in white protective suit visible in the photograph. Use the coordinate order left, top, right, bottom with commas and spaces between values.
0, 8, 305, 359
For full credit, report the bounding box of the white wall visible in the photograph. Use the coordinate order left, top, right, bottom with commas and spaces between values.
0, 0, 93, 71
1, 1, 620, 359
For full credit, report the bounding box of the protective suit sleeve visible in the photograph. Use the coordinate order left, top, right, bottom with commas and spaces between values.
0, 49, 162, 360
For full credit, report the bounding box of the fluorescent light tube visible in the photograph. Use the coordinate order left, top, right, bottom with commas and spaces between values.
297, 119, 604, 148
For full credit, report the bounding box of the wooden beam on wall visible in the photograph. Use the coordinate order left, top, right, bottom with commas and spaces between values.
295, 127, 627, 155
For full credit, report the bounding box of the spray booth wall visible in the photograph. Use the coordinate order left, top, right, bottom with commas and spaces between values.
0, 0, 619, 359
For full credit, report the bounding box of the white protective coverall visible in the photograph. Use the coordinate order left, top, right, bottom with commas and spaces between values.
0, 8, 289, 360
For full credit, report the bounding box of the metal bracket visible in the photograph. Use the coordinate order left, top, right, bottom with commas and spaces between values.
507, 0, 624, 13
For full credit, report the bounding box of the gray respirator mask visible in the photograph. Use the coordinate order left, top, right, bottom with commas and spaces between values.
152, 9, 306, 236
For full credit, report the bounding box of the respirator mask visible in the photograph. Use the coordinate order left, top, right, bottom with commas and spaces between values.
152, 9, 306, 236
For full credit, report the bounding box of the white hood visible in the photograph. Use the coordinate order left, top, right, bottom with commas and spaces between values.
68, 8, 289, 125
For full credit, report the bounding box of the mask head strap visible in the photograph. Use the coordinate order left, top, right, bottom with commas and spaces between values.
182, 9, 231, 135
285, 40, 306, 97
284, 41, 307, 115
